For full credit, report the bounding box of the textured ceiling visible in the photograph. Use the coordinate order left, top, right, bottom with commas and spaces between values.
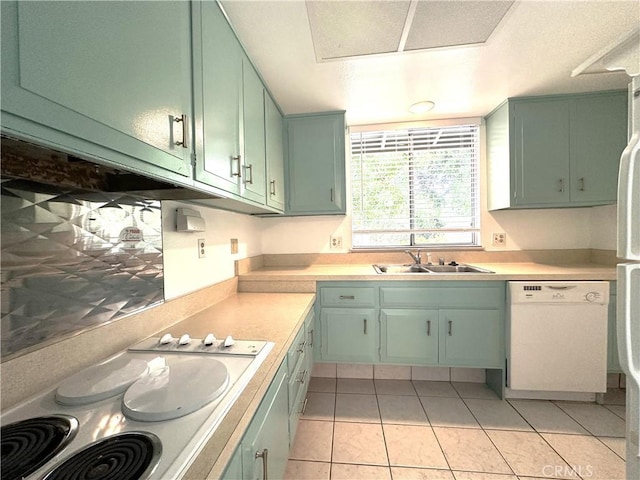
221, 0, 640, 125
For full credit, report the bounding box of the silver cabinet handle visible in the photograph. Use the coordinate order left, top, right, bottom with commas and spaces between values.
448, 320, 453, 336
255, 449, 268, 480
579, 177, 585, 191
558, 178, 565, 193
339, 295, 355, 300
297, 369, 308, 384
231, 155, 242, 177
243, 164, 253, 184
427, 320, 431, 336
301, 397, 308, 415
330, 188, 334, 202
309, 329, 314, 348
297, 340, 307, 353
270, 179, 276, 196
363, 318, 367, 334
173, 114, 188, 148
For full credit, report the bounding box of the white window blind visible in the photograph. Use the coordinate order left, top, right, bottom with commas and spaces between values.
351, 124, 480, 248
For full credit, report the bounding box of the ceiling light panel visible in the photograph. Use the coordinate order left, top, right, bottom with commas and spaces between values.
404, 0, 514, 51
306, 0, 411, 60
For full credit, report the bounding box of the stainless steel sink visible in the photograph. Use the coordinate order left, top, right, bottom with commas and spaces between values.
423, 265, 494, 273
372, 263, 494, 274
372, 264, 431, 274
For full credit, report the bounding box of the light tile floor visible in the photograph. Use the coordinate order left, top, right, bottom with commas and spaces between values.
285, 378, 627, 480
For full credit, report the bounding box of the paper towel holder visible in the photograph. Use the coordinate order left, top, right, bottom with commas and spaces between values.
176, 208, 205, 232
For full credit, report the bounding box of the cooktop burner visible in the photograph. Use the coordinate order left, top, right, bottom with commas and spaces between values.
1, 415, 78, 480
42, 432, 162, 480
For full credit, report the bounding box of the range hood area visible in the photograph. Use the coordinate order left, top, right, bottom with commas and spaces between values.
1, 136, 215, 201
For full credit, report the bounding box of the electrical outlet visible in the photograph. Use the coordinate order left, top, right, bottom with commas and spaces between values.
330, 235, 343, 249
492, 232, 506, 247
230, 238, 239, 254
198, 238, 206, 258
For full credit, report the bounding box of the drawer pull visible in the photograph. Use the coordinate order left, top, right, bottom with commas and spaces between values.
301, 397, 308, 415
309, 329, 314, 348
255, 448, 268, 480
339, 295, 355, 300
448, 320, 453, 336
427, 320, 431, 336
297, 369, 307, 384
270, 179, 276, 196
297, 340, 307, 353
579, 177, 585, 191
363, 318, 367, 334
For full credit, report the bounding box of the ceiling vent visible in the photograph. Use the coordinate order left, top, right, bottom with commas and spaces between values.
306, 0, 514, 61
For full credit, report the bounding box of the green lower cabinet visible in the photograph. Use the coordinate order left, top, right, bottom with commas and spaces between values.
242, 361, 289, 480
380, 309, 439, 364
438, 309, 503, 368
320, 308, 378, 362
220, 446, 243, 480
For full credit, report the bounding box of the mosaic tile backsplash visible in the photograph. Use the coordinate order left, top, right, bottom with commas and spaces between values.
1, 179, 164, 359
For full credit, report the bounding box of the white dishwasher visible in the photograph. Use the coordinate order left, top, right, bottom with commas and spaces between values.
507, 281, 609, 393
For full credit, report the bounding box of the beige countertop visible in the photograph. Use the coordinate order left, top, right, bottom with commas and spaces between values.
166, 292, 315, 480
238, 262, 617, 292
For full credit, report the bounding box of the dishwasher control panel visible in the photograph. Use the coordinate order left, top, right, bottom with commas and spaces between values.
508, 281, 609, 304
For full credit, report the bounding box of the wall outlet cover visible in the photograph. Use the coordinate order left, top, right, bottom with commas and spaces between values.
230, 238, 239, 254
330, 235, 343, 249
492, 232, 506, 247
198, 238, 206, 258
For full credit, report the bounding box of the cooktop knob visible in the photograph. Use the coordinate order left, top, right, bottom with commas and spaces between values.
178, 334, 191, 345
202, 333, 216, 346
159, 333, 174, 345
224, 335, 235, 347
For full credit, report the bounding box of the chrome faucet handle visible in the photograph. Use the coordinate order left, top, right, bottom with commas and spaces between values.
404, 249, 422, 264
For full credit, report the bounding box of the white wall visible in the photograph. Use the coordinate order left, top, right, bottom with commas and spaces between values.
162, 201, 263, 299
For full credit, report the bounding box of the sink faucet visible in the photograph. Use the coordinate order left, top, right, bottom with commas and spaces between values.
406, 250, 432, 265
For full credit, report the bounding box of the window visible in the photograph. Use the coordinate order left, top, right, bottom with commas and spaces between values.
351, 123, 480, 248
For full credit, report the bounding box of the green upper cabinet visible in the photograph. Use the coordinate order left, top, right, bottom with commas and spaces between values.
1, 1, 193, 184
241, 58, 267, 204
285, 112, 347, 215
192, 0, 243, 196
265, 94, 286, 211
486, 91, 627, 210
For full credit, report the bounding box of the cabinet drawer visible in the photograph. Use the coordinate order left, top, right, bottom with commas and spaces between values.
320, 287, 375, 307
380, 286, 502, 308
287, 326, 307, 376
288, 351, 308, 412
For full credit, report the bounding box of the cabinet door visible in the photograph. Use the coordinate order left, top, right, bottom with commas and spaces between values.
286, 113, 346, 214
570, 92, 628, 204
320, 308, 378, 362
243, 362, 289, 480
192, 1, 242, 195
1, 1, 192, 183
513, 100, 570, 206
380, 309, 439, 364
241, 59, 266, 204
265, 94, 285, 211
221, 446, 243, 480
439, 309, 502, 368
